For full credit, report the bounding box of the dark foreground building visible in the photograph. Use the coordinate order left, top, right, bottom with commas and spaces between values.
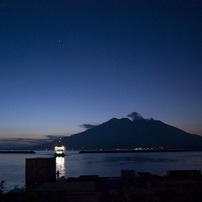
2, 169, 202, 202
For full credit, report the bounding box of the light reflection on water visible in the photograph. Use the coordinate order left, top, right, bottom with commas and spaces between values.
56, 156, 65, 177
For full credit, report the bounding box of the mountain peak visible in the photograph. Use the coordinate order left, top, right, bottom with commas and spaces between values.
33, 114, 202, 150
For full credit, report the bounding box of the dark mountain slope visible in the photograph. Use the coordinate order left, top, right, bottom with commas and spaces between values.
54, 118, 202, 150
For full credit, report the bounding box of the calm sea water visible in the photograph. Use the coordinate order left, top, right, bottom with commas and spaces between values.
1, 150, 202, 192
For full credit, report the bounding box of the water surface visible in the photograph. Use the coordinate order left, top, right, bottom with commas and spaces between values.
1, 150, 202, 191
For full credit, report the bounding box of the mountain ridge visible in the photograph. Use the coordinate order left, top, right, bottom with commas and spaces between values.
33, 117, 202, 150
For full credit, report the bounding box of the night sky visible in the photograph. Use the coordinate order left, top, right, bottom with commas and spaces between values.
0, 0, 202, 143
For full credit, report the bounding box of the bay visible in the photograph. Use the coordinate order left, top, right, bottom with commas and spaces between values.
1, 150, 202, 192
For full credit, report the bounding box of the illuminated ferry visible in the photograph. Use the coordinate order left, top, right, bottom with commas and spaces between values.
54, 145, 65, 157
54, 138, 66, 157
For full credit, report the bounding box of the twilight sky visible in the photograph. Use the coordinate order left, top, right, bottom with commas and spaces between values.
0, 0, 202, 143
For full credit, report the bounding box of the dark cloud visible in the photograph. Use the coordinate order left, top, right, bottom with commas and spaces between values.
80, 124, 98, 129
0, 138, 46, 148
45, 135, 65, 141
0, 134, 68, 149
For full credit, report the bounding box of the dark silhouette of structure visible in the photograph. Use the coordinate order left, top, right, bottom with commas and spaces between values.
26, 157, 56, 189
